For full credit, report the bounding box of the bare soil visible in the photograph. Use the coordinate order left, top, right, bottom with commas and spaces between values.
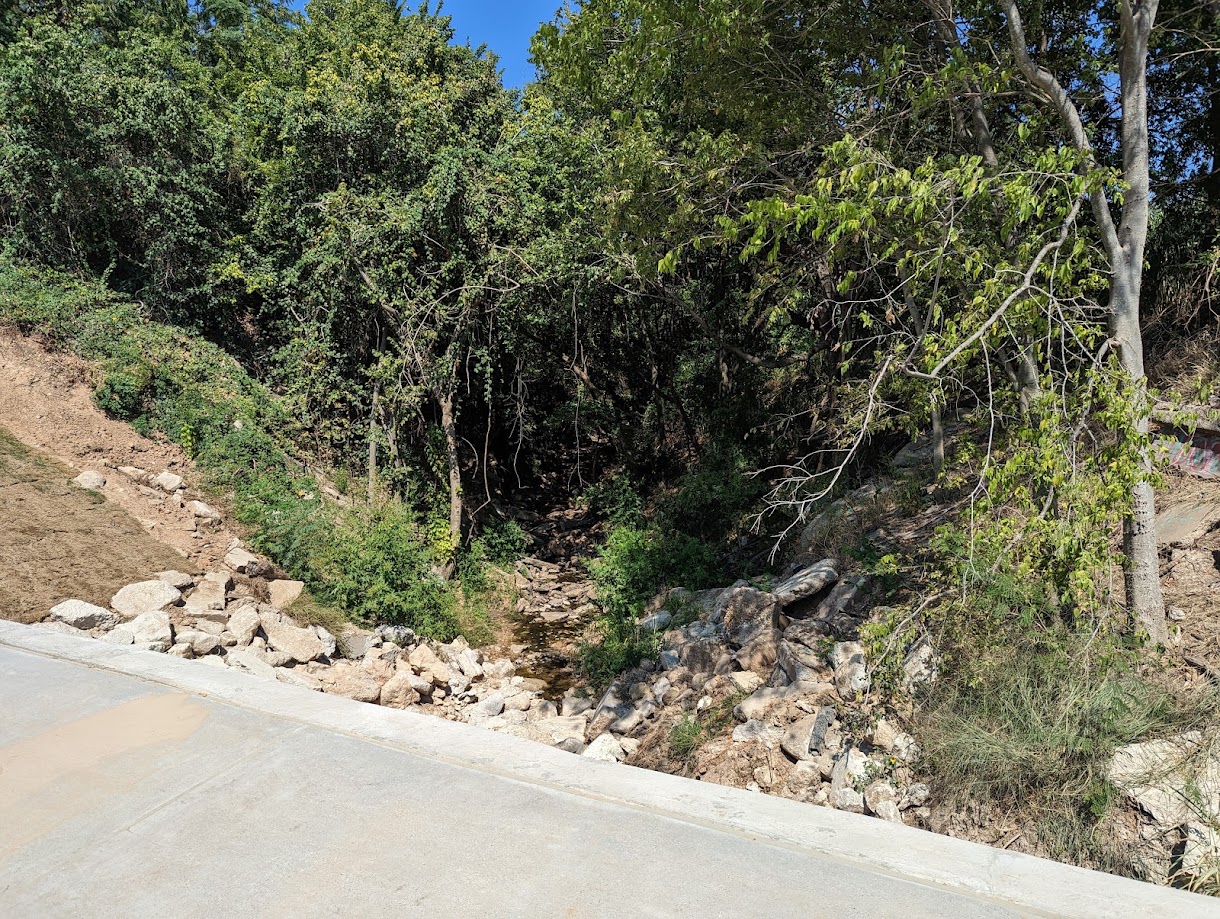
0, 427, 189, 622
0, 331, 251, 622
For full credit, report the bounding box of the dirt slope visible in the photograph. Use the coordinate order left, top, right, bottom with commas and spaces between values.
0, 427, 189, 622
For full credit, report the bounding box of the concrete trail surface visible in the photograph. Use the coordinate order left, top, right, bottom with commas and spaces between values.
0, 622, 1216, 919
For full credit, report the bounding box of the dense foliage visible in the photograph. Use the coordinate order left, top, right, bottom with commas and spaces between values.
0, 0, 1216, 643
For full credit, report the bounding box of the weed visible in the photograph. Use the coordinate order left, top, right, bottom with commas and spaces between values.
669, 716, 705, 760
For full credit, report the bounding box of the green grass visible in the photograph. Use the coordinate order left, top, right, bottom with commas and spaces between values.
669, 716, 705, 760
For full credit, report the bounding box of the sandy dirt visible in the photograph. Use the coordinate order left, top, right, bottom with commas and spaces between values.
0, 331, 253, 622
0, 428, 191, 622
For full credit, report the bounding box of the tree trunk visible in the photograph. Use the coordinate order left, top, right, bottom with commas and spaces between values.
438, 389, 463, 561
1003, 0, 1167, 642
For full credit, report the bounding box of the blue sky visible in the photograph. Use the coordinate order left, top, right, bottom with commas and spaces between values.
289, 2, 562, 87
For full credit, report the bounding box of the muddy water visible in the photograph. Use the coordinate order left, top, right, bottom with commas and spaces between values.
508, 610, 587, 700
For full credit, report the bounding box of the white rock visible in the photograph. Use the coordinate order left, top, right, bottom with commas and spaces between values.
102, 627, 135, 645
734, 719, 781, 743
268, 579, 305, 609
156, 570, 195, 590
189, 500, 220, 519
226, 603, 261, 646
127, 611, 173, 651
72, 470, 107, 490
864, 781, 904, 823
184, 578, 226, 613
901, 638, 938, 694
582, 733, 624, 763
312, 626, 337, 658
152, 471, 184, 492
226, 648, 277, 680
224, 543, 263, 575
830, 641, 869, 696
48, 599, 118, 631
111, 581, 181, 618
261, 610, 325, 663
379, 673, 421, 709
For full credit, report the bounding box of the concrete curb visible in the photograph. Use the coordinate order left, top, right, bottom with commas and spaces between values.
2, 620, 1216, 919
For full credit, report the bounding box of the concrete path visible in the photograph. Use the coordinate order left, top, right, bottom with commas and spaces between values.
1, 622, 1216, 919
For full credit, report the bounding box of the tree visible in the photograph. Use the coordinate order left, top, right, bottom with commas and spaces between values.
1000, 0, 1167, 642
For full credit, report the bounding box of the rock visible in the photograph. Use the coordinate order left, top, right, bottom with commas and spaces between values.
111, 581, 181, 618
556, 738, 586, 754
900, 783, 930, 810
611, 701, 656, 736
223, 543, 263, 575
504, 691, 535, 713
531, 699, 559, 720
102, 627, 135, 645
1182, 821, 1220, 874
262, 649, 295, 668
380, 673, 422, 709
226, 649, 277, 680
483, 658, 515, 680
830, 747, 870, 793
401, 671, 435, 698
864, 781, 904, 823
639, 609, 673, 632
167, 643, 194, 658
830, 787, 865, 813
728, 671, 763, 694
72, 470, 107, 490
455, 647, 484, 680
340, 625, 376, 660
535, 716, 589, 745
261, 610, 326, 663
588, 685, 630, 736
721, 587, 784, 645
830, 641, 869, 697
268, 579, 305, 609
732, 626, 779, 674
674, 636, 722, 674
777, 639, 829, 686
562, 696, 593, 717
781, 706, 837, 761
48, 599, 118, 631
471, 694, 506, 720
226, 603, 261, 646
156, 570, 195, 590
151, 471, 184, 492
658, 649, 680, 669
1110, 733, 1220, 829
127, 611, 173, 650
407, 643, 451, 686
304, 626, 335, 658
320, 664, 382, 702
582, 733, 624, 763
376, 625, 417, 646
773, 559, 839, 605
733, 720, 781, 743
175, 629, 220, 656
811, 575, 871, 636
734, 686, 808, 721
38, 620, 92, 637
189, 500, 220, 519
184, 576, 227, 613
275, 667, 323, 691
901, 638, 938, 694
117, 465, 148, 482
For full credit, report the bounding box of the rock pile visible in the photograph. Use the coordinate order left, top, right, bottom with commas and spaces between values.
574, 560, 935, 823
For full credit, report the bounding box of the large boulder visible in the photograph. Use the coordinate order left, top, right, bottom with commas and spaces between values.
226, 602, 262, 646
111, 581, 181, 619
184, 573, 228, 614
379, 673, 422, 709
407, 643, 451, 686
320, 663, 382, 702
772, 559, 839, 607
261, 611, 326, 664
48, 599, 118, 631
127, 611, 173, 651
